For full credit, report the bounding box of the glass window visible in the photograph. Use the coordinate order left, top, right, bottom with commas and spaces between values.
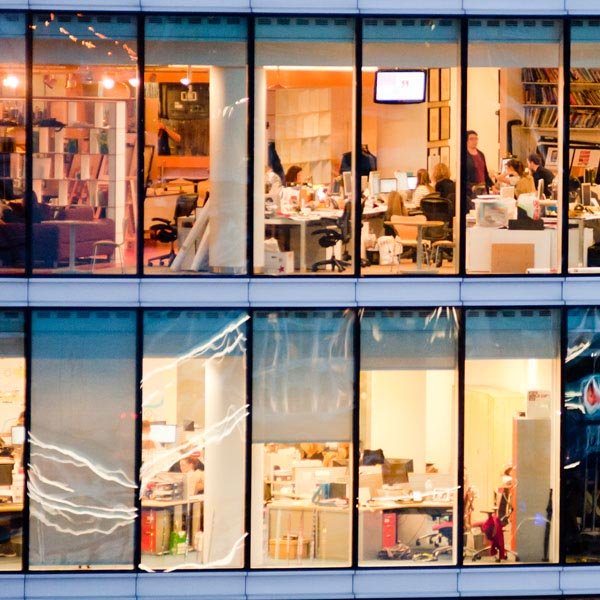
140, 310, 248, 569
253, 18, 355, 275
32, 14, 138, 275
29, 310, 136, 569
466, 19, 562, 275
144, 16, 247, 275
563, 307, 600, 562
0, 311, 25, 570
361, 19, 460, 275
359, 308, 458, 565
568, 21, 600, 273
464, 308, 560, 564
0, 15, 26, 275
251, 310, 354, 567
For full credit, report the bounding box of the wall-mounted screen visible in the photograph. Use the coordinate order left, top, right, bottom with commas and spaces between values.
374, 70, 427, 104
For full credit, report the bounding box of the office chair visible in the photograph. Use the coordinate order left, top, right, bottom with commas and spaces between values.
420, 194, 454, 267
147, 193, 198, 267
471, 486, 519, 562
310, 201, 352, 272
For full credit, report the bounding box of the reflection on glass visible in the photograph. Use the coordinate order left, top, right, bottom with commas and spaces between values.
144, 17, 247, 275
140, 310, 248, 570
29, 310, 136, 569
563, 307, 600, 561
466, 19, 561, 275
464, 308, 560, 564
568, 21, 600, 273
251, 310, 354, 567
361, 19, 460, 275
32, 14, 138, 274
359, 308, 458, 565
254, 18, 355, 275
0, 15, 26, 274
0, 311, 25, 569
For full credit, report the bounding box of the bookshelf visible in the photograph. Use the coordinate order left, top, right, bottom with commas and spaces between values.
522, 67, 600, 130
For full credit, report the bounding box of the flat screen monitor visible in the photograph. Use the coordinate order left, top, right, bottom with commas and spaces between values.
374, 70, 427, 104
582, 182, 592, 206
407, 176, 418, 190
11, 426, 25, 445
379, 178, 398, 193
150, 423, 177, 444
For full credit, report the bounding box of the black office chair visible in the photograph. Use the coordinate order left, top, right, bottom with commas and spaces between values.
310, 202, 352, 272
420, 194, 454, 267
147, 193, 198, 267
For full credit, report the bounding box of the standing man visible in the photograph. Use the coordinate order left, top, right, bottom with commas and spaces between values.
465, 130, 493, 204
527, 153, 555, 198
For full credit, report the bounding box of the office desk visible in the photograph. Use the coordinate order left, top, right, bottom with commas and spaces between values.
385, 219, 444, 271
359, 500, 453, 562
267, 500, 350, 562
569, 214, 600, 268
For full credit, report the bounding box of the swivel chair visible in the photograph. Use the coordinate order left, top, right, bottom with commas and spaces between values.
420, 194, 454, 267
147, 193, 198, 267
311, 201, 352, 272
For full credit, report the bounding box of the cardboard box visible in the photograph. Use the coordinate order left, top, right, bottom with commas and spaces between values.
265, 251, 294, 275
269, 536, 310, 560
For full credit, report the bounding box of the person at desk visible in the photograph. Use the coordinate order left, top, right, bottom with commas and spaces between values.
157, 121, 182, 156
465, 130, 493, 202
179, 456, 205, 495
432, 163, 456, 202
340, 145, 377, 178
527, 153, 555, 197
412, 169, 434, 207
285, 165, 303, 186
494, 158, 535, 198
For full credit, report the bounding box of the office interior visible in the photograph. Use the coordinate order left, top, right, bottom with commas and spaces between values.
5, 306, 600, 570
1, 16, 600, 276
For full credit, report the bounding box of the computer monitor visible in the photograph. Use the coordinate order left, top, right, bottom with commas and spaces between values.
369, 171, 380, 195
149, 423, 177, 444
383, 458, 414, 485
407, 176, 418, 190
379, 178, 398, 193
582, 182, 592, 206
11, 426, 25, 445
342, 171, 353, 198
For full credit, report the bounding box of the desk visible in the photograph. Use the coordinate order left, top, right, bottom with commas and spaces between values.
141, 495, 203, 556
0, 502, 22, 514
359, 500, 453, 562
385, 219, 444, 271
569, 214, 600, 267
466, 227, 556, 273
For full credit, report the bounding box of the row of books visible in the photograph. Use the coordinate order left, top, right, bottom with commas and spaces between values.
522, 67, 600, 84
524, 87, 600, 106
524, 105, 600, 128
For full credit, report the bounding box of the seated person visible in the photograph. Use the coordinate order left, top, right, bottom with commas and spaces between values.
527, 153, 554, 197
285, 165, 303, 186
178, 456, 205, 495
432, 163, 456, 202
386, 190, 409, 219
412, 169, 434, 207
340, 145, 377, 177
494, 158, 535, 198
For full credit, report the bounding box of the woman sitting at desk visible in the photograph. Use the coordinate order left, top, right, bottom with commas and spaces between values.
412, 169, 434, 207
432, 163, 456, 202
494, 159, 535, 198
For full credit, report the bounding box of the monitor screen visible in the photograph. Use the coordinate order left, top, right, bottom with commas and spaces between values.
374, 70, 427, 104
149, 423, 177, 444
407, 176, 418, 190
582, 182, 592, 206
380, 178, 398, 193
11, 426, 25, 445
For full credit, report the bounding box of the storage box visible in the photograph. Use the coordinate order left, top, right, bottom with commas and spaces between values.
265, 251, 294, 275
269, 536, 310, 560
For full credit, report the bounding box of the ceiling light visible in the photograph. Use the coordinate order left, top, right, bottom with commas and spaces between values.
2, 75, 18, 89
128, 77, 140, 87
101, 76, 115, 90
180, 65, 192, 87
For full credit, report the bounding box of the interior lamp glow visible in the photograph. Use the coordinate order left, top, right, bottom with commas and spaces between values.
180, 65, 192, 87
128, 77, 140, 87
101, 75, 115, 90
3, 75, 19, 89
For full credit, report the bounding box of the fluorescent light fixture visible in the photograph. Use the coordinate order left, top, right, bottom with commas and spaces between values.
3, 75, 19, 89
264, 65, 353, 72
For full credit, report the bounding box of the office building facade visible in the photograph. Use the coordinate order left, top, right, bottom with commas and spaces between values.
2, 1, 600, 599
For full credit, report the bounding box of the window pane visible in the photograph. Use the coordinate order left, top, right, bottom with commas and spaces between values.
141, 310, 248, 569
564, 307, 600, 561
569, 22, 600, 273
32, 14, 138, 275
251, 310, 354, 567
144, 16, 247, 275
29, 310, 136, 569
359, 308, 458, 565
0, 15, 26, 275
464, 308, 560, 564
466, 19, 562, 275
253, 18, 355, 275
361, 19, 460, 275
0, 311, 25, 570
